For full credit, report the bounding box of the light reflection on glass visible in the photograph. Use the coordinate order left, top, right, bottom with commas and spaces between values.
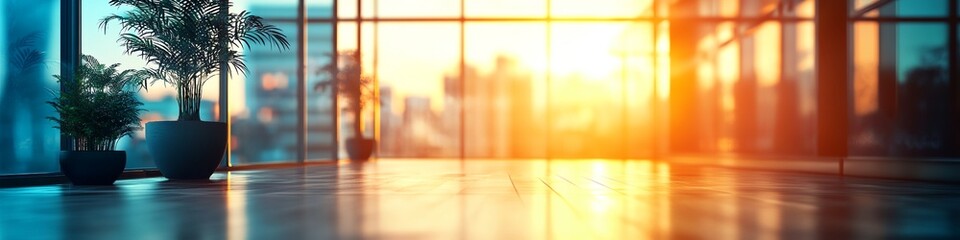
226, 172, 248, 240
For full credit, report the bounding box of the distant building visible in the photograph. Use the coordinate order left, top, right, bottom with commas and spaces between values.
401, 96, 441, 157
463, 55, 541, 158
379, 87, 402, 156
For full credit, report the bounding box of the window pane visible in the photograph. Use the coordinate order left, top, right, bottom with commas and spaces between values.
665, 0, 738, 17
364, 0, 459, 18
654, 21, 670, 155
784, 21, 818, 154
622, 23, 656, 158
748, 22, 781, 153
853, 0, 880, 11
375, 23, 460, 158
366, 23, 461, 157
336, 0, 370, 19
307, 0, 333, 18
0, 0, 60, 174
895, 23, 949, 156
741, 0, 780, 17
856, 0, 950, 18
850, 22, 882, 155
243, 0, 299, 18
307, 23, 336, 161
230, 2, 300, 165
551, 0, 653, 18
687, 21, 739, 153
334, 22, 376, 159
549, 22, 634, 158
896, 0, 948, 17
464, 23, 547, 158
783, 0, 815, 18
465, 0, 546, 18
715, 35, 739, 153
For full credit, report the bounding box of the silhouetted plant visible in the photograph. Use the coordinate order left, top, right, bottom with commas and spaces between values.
101, 0, 290, 121
47, 55, 150, 151
315, 50, 375, 137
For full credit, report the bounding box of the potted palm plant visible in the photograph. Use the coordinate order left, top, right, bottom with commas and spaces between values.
48, 55, 148, 185
102, 0, 289, 179
316, 51, 376, 160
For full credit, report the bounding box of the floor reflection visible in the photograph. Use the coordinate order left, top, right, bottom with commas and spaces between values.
1, 159, 959, 239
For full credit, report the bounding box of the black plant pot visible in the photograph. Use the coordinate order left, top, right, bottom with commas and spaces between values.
146, 121, 226, 180
59, 151, 126, 185
346, 138, 376, 160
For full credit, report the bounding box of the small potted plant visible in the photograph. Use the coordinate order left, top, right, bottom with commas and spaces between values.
316, 50, 376, 160
48, 55, 149, 185
102, 0, 289, 179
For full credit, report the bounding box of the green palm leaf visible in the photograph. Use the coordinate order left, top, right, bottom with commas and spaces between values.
102, 0, 290, 121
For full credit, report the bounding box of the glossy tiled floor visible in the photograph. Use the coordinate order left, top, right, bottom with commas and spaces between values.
1, 159, 959, 239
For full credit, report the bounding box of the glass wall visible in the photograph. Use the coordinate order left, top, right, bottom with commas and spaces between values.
849, 0, 960, 157
0, 0, 61, 174
81, 0, 336, 169
347, 0, 666, 159
667, 0, 818, 156
463, 23, 547, 158
83, 1, 218, 169
229, 1, 299, 165
17, 0, 960, 177
375, 23, 460, 158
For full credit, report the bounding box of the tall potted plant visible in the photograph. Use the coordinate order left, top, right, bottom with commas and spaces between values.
48, 55, 148, 185
316, 51, 376, 160
102, 0, 289, 179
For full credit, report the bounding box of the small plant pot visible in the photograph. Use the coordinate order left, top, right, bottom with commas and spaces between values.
346, 138, 376, 161
146, 121, 226, 180
59, 151, 126, 185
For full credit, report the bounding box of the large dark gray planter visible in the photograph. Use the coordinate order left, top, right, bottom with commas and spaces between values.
59, 151, 126, 185
146, 121, 226, 180
346, 138, 375, 161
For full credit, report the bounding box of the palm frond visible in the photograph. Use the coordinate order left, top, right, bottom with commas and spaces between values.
103, 0, 289, 121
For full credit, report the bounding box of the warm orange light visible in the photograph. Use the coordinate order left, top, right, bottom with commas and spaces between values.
225, 172, 248, 240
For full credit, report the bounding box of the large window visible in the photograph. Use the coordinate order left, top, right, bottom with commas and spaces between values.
343, 0, 669, 159
3, 0, 822, 176
667, 0, 818, 155
849, 0, 960, 157
9, 0, 911, 176
80, 0, 338, 168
